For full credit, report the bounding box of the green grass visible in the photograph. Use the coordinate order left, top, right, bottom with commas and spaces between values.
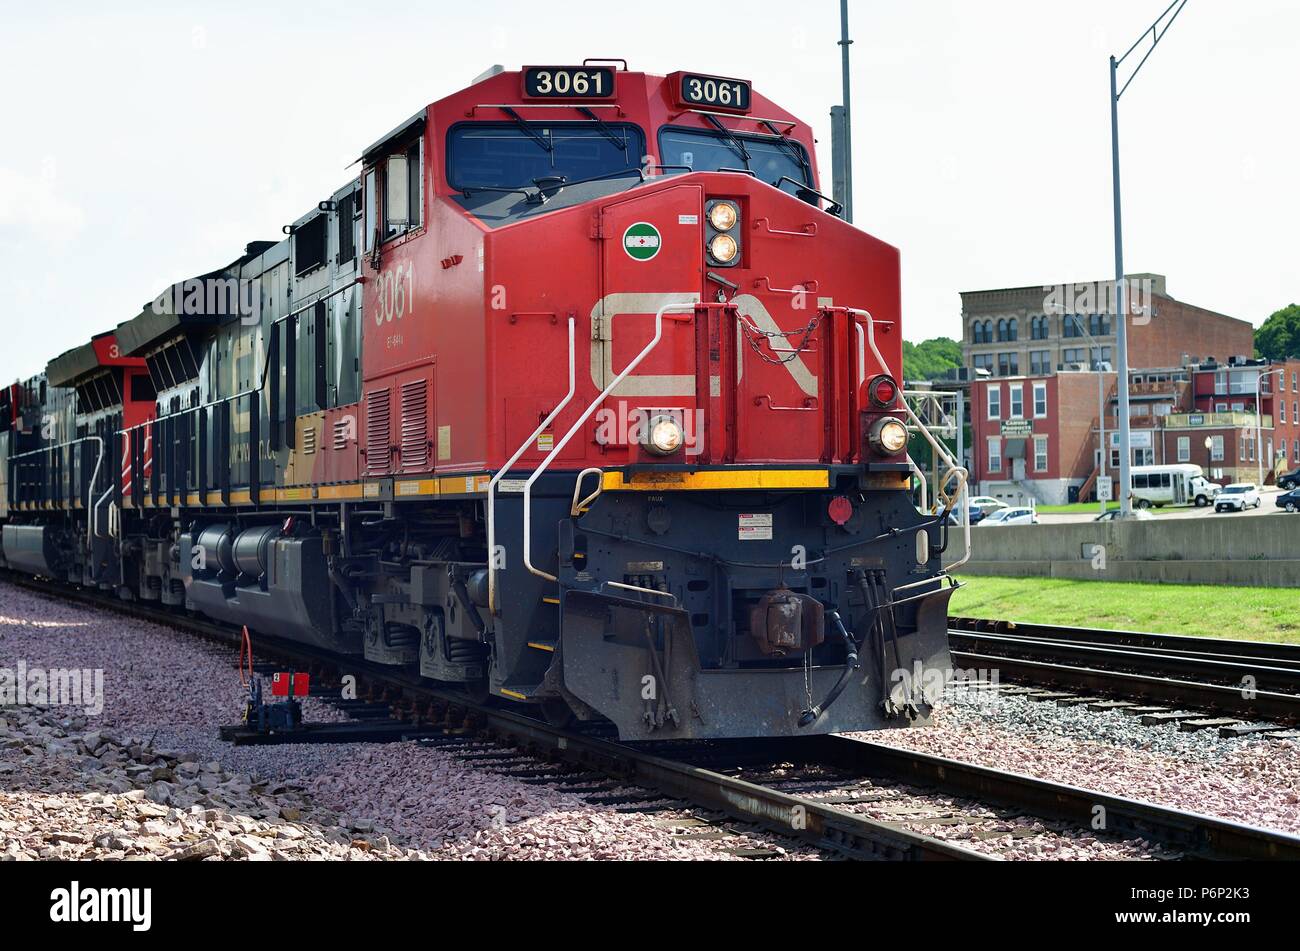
1032, 501, 1184, 516
1033, 502, 1120, 515
949, 576, 1300, 644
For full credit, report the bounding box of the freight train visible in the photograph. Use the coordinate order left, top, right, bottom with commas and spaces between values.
0, 62, 968, 741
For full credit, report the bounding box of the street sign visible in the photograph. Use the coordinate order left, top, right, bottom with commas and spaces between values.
1097, 476, 1113, 502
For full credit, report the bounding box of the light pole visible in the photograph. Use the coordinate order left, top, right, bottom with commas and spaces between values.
837, 0, 854, 223
1109, 0, 1190, 517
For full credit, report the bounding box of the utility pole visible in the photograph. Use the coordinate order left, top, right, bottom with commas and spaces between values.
1109, 0, 1189, 517
838, 0, 854, 223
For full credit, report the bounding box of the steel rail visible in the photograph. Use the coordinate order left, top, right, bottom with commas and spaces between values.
949, 630, 1300, 693
949, 648, 1300, 724
950, 617, 1300, 665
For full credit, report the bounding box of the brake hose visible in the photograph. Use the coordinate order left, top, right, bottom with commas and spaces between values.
798, 609, 860, 728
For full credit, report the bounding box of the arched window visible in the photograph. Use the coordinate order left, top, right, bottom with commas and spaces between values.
1008, 318, 1019, 341
972, 322, 984, 344
997, 319, 1007, 342
983, 321, 993, 342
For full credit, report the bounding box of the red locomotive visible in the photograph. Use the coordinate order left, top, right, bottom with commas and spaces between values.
0, 61, 966, 740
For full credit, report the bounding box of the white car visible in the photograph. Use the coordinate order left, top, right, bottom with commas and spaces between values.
980, 506, 1038, 526
968, 496, 1009, 516
1214, 483, 1261, 513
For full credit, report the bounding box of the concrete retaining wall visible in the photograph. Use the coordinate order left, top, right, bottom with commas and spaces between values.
945, 514, 1300, 587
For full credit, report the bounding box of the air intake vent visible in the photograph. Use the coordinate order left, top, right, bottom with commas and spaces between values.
400, 379, 429, 472
366, 388, 391, 476
301, 424, 317, 456
333, 418, 353, 451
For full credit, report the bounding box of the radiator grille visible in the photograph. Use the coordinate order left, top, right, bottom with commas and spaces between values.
301, 424, 317, 456
400, 379, 429, 472
365, 388, 391, 476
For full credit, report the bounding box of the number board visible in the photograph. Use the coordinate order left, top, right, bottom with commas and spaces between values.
522, 66, 615, 99
674, 72, 752, 112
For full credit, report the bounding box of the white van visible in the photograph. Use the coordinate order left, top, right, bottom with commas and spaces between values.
1130, 464, 1220, 509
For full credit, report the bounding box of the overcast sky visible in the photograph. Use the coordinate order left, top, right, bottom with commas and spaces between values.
1, 1, 1295, 381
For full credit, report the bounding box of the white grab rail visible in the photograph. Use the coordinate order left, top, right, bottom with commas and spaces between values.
486, 316, 577, 615
848, 307, 972, 577
523, 303, 697, 583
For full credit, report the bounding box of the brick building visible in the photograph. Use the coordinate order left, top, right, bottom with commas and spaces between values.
969, 358, 1300, 504
958, 274, 1270, 504
961, 274, 1254, 379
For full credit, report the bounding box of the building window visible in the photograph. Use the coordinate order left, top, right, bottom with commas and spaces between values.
1009, 384, 1023, 418
1211, 435, 1224, 461
1293, 371, 1297, 392
972, 321, 985, 344
1087, 313, 1112, 336
1033, 382, 1047, 417
1030, 350, 1050, 375
1033, 435, 1048, 472
1030, 315, 1049, 340
1008, 318, 1018, 342
996, 319, 1008, 342
1135, 447, 1154, 466
1281, 402, 1288, 425
997, 353, 1019, 376
1293, 400, 1297, 423
1063, 348, 1086, 365
973, 353, 994, 373
987, 386, 1001, 420
988, 437, 1002, 473
1177, 436, 1190, 462
1110, 448, 1121, 469
1090, 346, 1112, 369
1063, 315, 1082, 338
1294, 438, 1299, 462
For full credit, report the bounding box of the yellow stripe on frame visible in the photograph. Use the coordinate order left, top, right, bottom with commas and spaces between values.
601, 469, 830, 492
500, 688, 529, 701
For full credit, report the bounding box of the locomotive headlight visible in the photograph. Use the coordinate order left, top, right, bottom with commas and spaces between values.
645, 414, 685, 455
708, 201, 738, 231
709, 233, 739, 264
869, 416, 909, 456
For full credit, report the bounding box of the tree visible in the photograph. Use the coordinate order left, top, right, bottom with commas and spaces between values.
902, 337, 962, 382
1256, 304, 1300, 360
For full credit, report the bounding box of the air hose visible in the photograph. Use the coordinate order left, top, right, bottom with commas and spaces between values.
798, 609, 860, 728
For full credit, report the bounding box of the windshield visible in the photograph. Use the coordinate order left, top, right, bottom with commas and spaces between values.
658, 127, 812, 196
1222, 486, 1246, 494
447, 122, 645, 191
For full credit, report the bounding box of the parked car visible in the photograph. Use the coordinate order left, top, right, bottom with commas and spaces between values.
981, 507, 1038, 526
1093, 509, 1155, 522
1275, 488, 1300, 513
1215, 483, 1261, 512
967, 496, 1009, 517
944, 504, 987, 526
1278, 470, 1300, 491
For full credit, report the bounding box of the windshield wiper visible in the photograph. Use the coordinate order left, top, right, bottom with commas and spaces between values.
577, 107, 627, 151
704, 114, 750, 165
500, 107, 553, 153
531, 166, 647, 201
759, 119, 812, 182
460, 184, 547, 205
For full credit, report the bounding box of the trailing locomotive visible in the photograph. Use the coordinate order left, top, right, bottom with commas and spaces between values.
0, 62, 968, 741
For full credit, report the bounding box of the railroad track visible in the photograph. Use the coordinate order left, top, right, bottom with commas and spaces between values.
4, 572, 1300, 861
949, 617, 1300, 731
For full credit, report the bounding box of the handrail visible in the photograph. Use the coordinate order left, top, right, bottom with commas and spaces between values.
10, 436, 105, 551
523, 303, 696, 583
846, 306, 972, 579
486, 315, 577, 615
571, 467, 604, 517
